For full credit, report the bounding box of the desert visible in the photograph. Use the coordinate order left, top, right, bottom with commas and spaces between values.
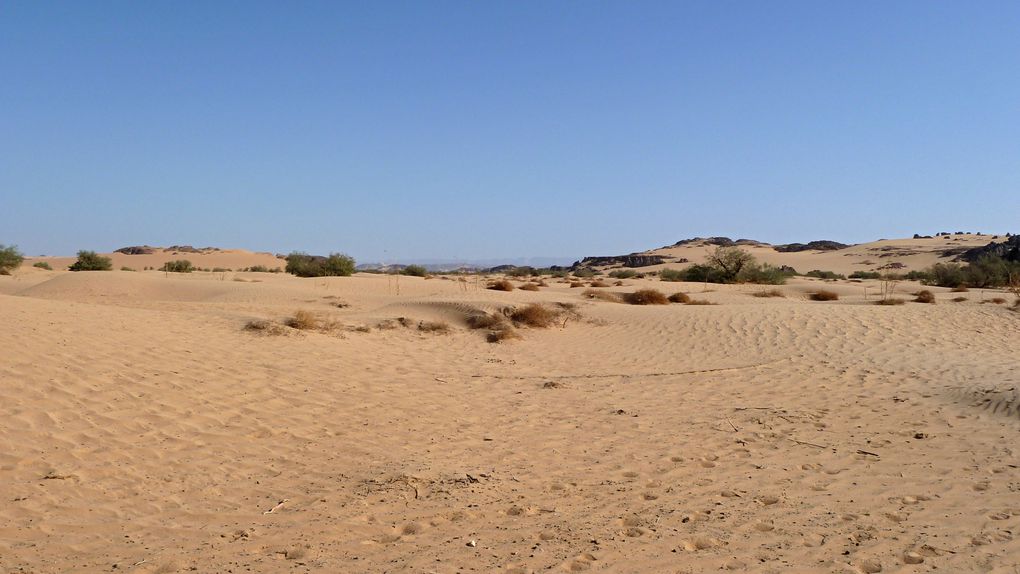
2, 236, 1019, 573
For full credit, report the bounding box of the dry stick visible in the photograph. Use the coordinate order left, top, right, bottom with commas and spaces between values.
467, 358, 789, 382
262, 499, 289, 515
856, 449, 881, 457
788, 437, 827, 449
725, 418, 739, 432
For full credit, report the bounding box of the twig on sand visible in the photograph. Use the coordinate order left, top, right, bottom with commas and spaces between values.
725, 418, 739, 432
734, 406, 775, 411
788, 438, 827, 449
856, 449, 880, 458
263, 499, 289, 514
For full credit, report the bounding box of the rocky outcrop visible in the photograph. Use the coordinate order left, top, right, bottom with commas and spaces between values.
573, 254, 667, 269
774, 240, 849, 252
114, 246, 156, 255
958, 235, 1020, 262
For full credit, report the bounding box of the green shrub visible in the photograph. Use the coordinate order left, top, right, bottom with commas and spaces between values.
737, 263, 788, 285
849, 271, 881, 280
572, 268, 596, 278
805, 270, 845, 280
659, 268, 686, 282
120, 266, 135, 272
609, 269, 638, 279
285, 252, 356, 277
69, 250, 112, 271
401, 264, 428, 277
33, 261, 52, 270
0, 245, 24, 275
160, 260, 194, 273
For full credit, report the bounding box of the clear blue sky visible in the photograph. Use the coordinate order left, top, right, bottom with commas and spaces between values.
2, 1, 1018, 262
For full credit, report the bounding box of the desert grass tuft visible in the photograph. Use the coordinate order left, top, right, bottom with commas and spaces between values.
486, 327, 522, 343
989, 297, 1007, 305
622, 289, 669, 305
518, 283, 540, 291
875, 298, 906, 305
285, 310, 319, 330
244, 319, 286, 335
913, 290, 936, 304
488, 279, 514, 291
752, 289, 785, 298
950, 286, 970, 292
582, 288, 622, 302
952, 296, 968, 302
668, 292, 691, 304
509, 304, 560, 328
809, 290, 839, 301
685, 299, 717, 305
589, 280, 609, 288
417, 320, 450, 333
569, 281, 585, 288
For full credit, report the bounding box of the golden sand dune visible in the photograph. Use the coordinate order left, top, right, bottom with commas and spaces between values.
1, 266, 1019, 573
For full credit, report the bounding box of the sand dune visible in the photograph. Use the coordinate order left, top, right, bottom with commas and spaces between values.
1, 263, 1019, 573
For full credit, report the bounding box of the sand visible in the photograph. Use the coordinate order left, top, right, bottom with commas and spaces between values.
2, 248, 1019, 573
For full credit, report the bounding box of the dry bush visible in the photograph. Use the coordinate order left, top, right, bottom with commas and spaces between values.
686, 299, 717, 305
668, 292, 691, 303
951, 286, 970, 292
244, 319, 286, 335
569, 281, 585, 288
622, 289, 669, 305
614, 280, 624, 286
509, 304, 560, 328
466, 313, 507, 330
418, 320, 450, 333
488, 279, 514, 291
286, 310, 319, 330
753, 289, 785, 298
809, 290, 839, 301
537, 280, 549, 287
990, 297, 1007, 304
952, 296, 968, 302
875, 298, 906, 305
582, 288, 622, 302
487, 327, 521, 343
589, 280, 609, 288
914, 290, 936, 304
519, 283, 540, 291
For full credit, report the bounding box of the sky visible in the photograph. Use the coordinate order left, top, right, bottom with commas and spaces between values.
2, 1, 1018, 263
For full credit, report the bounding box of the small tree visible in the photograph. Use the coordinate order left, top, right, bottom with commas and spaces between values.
160, 260, 194, 273
69, 250, 112, 271
706, 246, 755, 283
401, 264, 428, 277
322, 253, 355, 276
0, 244, 25, 275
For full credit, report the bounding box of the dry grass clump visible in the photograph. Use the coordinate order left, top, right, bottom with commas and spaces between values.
488, 279, 514, 291
519, 283, 540, 291
809, 290, 839, 301
509, 304, 560, 328
569, 281, 585, 288
582, 288, 623, 302
589, 280, 609, 288
875, 298, 906, 305
685, 299, 717, 305
487, 328, 522, 343
244, 319, 287, 335
914, 290, 936, 304
952, 296, 968, 302
286, 310, 319, 330
417, 320, 450, 333
950, 286, 970, 292
622, 289, 670, 305
753, 289, 785, 298
668, 292, 691, 304
466, 313, 506, 329
989, 297, 1007, 305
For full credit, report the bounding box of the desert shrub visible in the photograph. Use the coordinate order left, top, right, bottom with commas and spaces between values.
0, 245, 24, 275
402, 265, 428, 277
467, 313, 507, 330
247, 265, 274, 273
951, 286, 969, 292
668, 292, 691, 303
737, 263, 789, 285
609, 269, 638, 279
752, 289, 785, 298
69, 250, 112, 271
849, 271, 882, 280
582, 288, 622, 302
212, 267, 230, 273
244, 319, 286, 335
285, 310, 319, 330
875, 298, 906, 305
589, 280, 609, 288
160, 260, 194, 273
33, 261, 52, 270
918, 257, 1020, 289
417, 320, 450, 333
622, 289, 669, 305
509, 304, 559, 327
707, 246, 756, 282
952, 296, 968, 302
914, 290, 936, 304
569, 281, 584, 288
681, 264, 727, 283
120, 266, 135, 271
809, 290, 839, 301
285, 252, 355, 277
487, 327, 521, 343
572, 268, 595, 278
659, 268, 686, 282
518, 283, 540, 291
990, 297, 1007, 305
805, 270, 845, 280
488, 279, 514, 291
685, 299, 717, 305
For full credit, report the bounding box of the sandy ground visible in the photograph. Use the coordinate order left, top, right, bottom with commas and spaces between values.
2, 260, 1019, 573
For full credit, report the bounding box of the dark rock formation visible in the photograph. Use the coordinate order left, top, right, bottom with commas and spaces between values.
572, 254, 666, 269
773, 241, 849, 252
114, 246, 156, 255
958, 235, 1020, 263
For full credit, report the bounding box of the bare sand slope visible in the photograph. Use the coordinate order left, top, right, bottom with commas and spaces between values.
642, 233, 1006, 275
1, 271, 1019, 573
